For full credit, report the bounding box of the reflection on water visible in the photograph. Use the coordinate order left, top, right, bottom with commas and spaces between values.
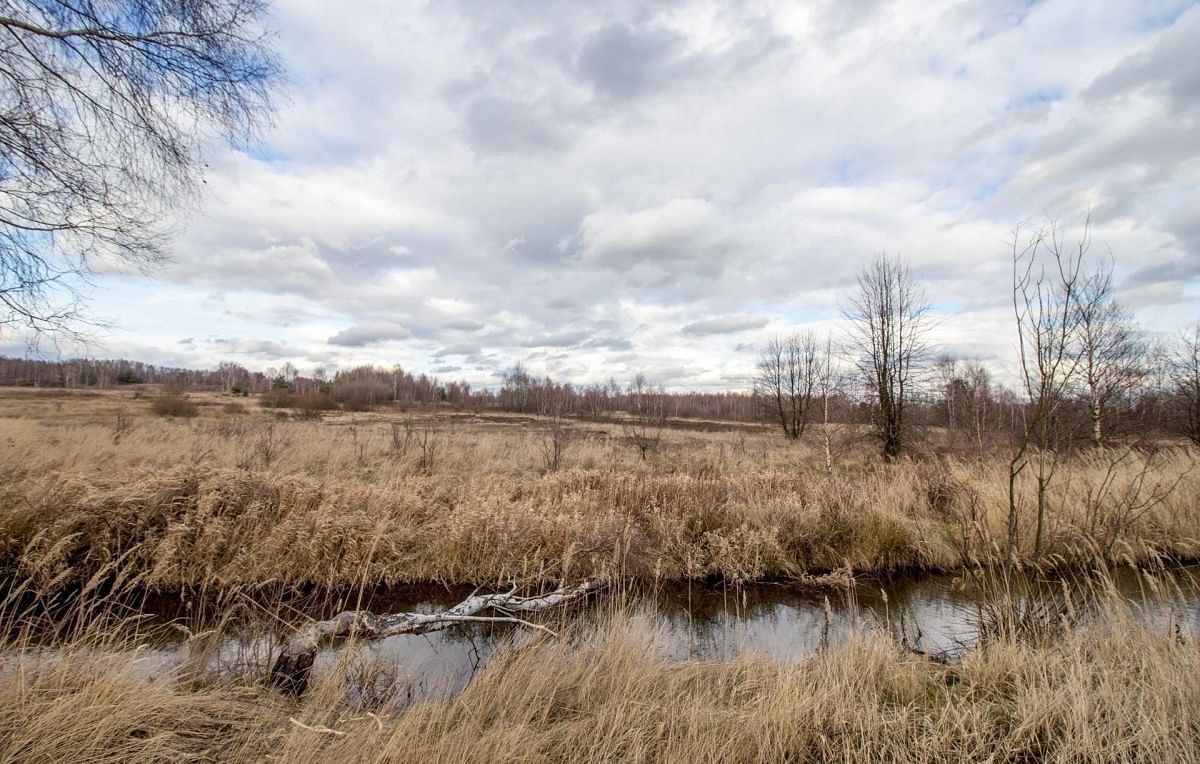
19, 566, 1200, 703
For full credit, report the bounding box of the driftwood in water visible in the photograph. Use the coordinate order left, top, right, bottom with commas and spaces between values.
269, 579, 602, 694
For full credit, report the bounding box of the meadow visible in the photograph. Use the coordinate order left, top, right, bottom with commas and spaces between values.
1, 388, 1197, 591
1, 387, 1198, 762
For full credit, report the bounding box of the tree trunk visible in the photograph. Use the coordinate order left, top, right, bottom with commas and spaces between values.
1034, 460, 1048, 559
269, 580, 602, 695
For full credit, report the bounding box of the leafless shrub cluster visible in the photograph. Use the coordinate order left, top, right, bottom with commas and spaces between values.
223, 400, 247, 416
1080, 446, 1192, 556
292, 393, 338, 420
252, 423, 278, 468
151, 393, 199, 418
390, 420, 413, 455
387, 415, 441, 471
409, 416, 441, 472
621, 373, 664, 461
537, 415, 580, 472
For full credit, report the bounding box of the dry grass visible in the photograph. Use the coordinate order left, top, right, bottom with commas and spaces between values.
0, 389, 1197, 591
1, 390, 1198, 761
1, 607, 1196, 763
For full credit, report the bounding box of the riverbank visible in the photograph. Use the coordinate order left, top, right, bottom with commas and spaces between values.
2, 605, 1197, 763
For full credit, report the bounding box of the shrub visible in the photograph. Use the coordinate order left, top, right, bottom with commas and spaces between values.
293, 392, 338, 420
151, 394, 198, 418
332, 380, 391, 412
222, 402, 246, 415
259, 389, 293, 409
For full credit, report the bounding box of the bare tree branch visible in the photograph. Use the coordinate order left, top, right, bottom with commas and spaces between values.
0, 0, 281, 342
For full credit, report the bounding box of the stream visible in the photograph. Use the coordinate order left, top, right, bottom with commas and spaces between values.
15, 565, 1200, 704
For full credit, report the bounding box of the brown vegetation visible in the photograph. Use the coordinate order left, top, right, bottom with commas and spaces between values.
1, 389, 1198, 762
1, 601, 1197, 763
0, 390, 1196, 592
149, 393, 199, 418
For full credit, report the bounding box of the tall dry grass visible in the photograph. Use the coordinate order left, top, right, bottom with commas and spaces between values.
0, 429, 1197, 592
0, 389, 1196, 592
1, 603, 1196, 763
1, 390, 1197, 761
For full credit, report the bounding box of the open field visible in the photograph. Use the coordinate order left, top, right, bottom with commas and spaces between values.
2, 388, 1199, 762
1, 387, 1198, 591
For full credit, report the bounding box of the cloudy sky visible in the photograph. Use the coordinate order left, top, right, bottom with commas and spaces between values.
53, 0, 1200, 390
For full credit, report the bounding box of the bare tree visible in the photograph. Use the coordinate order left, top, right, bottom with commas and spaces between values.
814, 333, 846, 475
756, 331, 819, 440
1167, 323, 1200, 446
623, 372, 664, 460
935, 354, 960, 431
0, 1, 281, 342
1007, 219, 1088, 567
844, 254, 932, 460
936, 354, 996, 459
537, 390, 579, 472
1073, 264, 1145, 446
501, 362, 533, 413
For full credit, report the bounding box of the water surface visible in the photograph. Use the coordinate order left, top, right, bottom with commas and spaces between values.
18, 566, 1200, 704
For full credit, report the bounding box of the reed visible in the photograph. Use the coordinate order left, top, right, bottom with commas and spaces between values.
0, 442, 1195, 590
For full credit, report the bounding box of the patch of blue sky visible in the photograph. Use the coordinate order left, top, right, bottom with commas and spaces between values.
80, 277, 328, 363
242, 144, 289, 164
86, 278, 224, 336
927, 296, 973, 316
1006, 87, 1064, 111
967, 177, 1007, 204
816, 157, 867, 188
1132, 1, 1197, 32
774, 303, 838, 328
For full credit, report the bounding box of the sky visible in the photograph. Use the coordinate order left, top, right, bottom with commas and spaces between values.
35, 0, 1200, 391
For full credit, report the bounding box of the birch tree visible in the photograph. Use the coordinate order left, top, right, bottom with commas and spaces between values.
1073, 265, 1145, 447
756, 331, 819, 440
1007, 219, 1087, 567
844, 255, 932, 460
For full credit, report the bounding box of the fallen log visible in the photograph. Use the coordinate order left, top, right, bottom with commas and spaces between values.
269, 579, 602, 694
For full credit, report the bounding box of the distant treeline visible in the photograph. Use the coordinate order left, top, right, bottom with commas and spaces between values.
0, 355, 764, 421
0, 346, 1193, 449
